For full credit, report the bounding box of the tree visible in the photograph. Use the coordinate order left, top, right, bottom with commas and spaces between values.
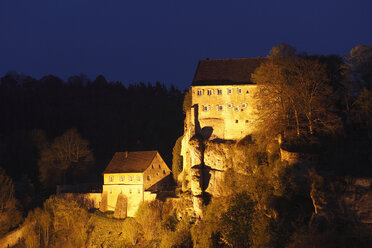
38, 128, 94, 188
0, 168, 22, 237
23, 196, 90, 247
172, 135, 183, 182
252, 45, 340, 139
342, 45, 372, 137
114, 193, 127, 219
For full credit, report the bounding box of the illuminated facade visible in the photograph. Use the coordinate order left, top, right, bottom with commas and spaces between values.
180, 58, 264, 215
102, 150, 171, 217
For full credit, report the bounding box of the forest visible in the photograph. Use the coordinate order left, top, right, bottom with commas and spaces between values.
0, 44, 371, 248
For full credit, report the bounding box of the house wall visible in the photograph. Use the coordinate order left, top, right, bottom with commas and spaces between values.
104, 172, 143, 185
102, 183, 144, 217
103, 172, 144, 217
143, 153, 171, 190
191, 85, 259, 140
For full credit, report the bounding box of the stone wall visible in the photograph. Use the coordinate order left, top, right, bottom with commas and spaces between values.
191, 85, 259, 140
0, 225, 25, 248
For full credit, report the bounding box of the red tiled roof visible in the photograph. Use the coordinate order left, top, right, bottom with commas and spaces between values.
192, 58, 266, 85
103, 151, 158, 173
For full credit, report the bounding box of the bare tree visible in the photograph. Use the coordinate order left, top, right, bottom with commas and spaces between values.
252, 45, 341, 140
38, 128, 94, 188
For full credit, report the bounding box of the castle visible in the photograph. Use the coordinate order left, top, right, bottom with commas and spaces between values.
179, 58, 264, 216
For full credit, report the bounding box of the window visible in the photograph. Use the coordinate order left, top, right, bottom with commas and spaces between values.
138, 189, 141, 194
197, 90, 203, 95
238, 88, 242, 94
207, 89, 213, 95
159, 165, 161, 169
217, 105, 223, 111
156, 172, 159, 176
234, 106, 239, 111
241, 103, 247, 108
217, 89, 222, 95
109, 188, 112, 194
227, 88, 233, 94
120, 190, 123, 194
163, 170, 166, 175
246, 90, 249, 94
152, 164, 154, 169
119, 176, 124, 182
147, 175, 151, 181
129, 189, 132, 194
245, 120, 249, 123
203, 105, 210, 111
137, 175, 141, 181
109, 176, 114, 182
227, 104, 232, 108
129, 176, 133, 181
236, 120, 239, 123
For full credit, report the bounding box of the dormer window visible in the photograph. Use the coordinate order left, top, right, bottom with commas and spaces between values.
197, 90, 203, 95
227, 88, 233, 94
238, 88, 242, 94
234, 106, 239, 111
217, 89, 222, 95
207, 89, 213, 95
242, 103, 247, 108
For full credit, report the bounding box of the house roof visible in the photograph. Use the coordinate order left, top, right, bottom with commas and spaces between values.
192, 58, 266, 86
103, 150, 158, 173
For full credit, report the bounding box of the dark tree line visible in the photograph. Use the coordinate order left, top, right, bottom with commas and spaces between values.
0, 73, 184, 207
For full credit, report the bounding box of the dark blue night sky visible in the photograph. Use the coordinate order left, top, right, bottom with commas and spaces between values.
1, 0, 371, 89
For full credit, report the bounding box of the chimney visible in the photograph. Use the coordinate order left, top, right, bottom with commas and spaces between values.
124, 151, 128, 159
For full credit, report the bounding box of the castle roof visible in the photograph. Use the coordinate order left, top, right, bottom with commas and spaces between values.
192, 58, 265, 86
103, 150, 158, 173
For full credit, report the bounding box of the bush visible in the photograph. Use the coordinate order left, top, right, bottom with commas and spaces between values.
135, 200, 163, 241
114, 193, 127, 219
122, 218, 142, 246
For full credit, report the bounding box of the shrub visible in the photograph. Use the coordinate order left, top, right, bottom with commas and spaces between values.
114, 193, 127, 219
122, 218, 142, 246
172, 136, 184, 182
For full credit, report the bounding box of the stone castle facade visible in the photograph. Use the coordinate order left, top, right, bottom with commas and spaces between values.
179, 58, 263, 216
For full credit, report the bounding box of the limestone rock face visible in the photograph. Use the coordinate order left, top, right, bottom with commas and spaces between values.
190, 165, 203, 196
311, 177, 372, 225
192, 196, 204, 218
204, 142, 233, 171
204, 169, 226, 197
344, 179, 372, 224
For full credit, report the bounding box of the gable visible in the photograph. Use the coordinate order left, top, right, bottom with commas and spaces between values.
103, 151, 158, 173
